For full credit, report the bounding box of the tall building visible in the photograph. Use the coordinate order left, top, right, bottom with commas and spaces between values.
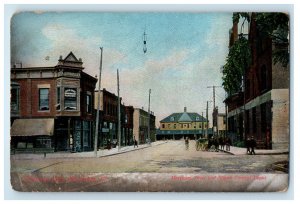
224, 13, 289, 149
10, 52, 97, 152
156, 107, 210, 140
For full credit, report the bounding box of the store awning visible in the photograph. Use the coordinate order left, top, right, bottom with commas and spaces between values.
11, 118, 54, 137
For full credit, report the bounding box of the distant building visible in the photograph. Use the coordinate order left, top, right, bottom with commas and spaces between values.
212, 107, 227, 137
123, 106, 134, 146
94, 89, 121, 148
133, 108, 156, 144
10, 52, 97, 152
156, 107, 211, 140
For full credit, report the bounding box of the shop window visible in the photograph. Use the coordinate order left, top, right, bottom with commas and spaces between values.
11, 85, 20, 112
64, 88, 77, 110
39, 88, 49, 111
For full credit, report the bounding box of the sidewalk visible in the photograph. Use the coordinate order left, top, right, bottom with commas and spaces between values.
220, 146, 289, 155
11, 141, 168, 159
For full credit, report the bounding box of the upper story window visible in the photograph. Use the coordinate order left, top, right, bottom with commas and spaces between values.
86, 94, 92, 114
39, 88, 49, 111
11, 84, 20, 112
64, 88, 77, 110
162, 124, 165, 128
56, 87, 61, 110
170, 117, 175, 121
196, 117, 200, 121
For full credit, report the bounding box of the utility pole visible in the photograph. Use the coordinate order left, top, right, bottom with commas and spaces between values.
117, 69, 121, 151
206, 101, 209, 139
148, 89, 151, 145
94, 47, 103, 157
201, 112, 204, 138
207, 85, 222, 137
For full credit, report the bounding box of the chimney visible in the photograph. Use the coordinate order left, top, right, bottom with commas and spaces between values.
184, 107, 187, 112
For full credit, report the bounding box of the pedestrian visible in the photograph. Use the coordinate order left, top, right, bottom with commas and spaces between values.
107, 139, 111, 150
185, 137, 189, 150
246, 137, 251, 154
225, 137, 231, 151
250, 136, 256, 155
220, 137, 225, 150
134, 139, 138, 148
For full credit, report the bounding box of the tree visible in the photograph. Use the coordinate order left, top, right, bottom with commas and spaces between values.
222, 35, 251, 95
222, 12, 289, 95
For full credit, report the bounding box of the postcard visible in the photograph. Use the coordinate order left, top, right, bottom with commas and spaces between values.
9, 11, 290, 192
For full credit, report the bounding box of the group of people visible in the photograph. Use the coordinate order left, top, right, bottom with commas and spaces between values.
207, 136, 232, 152
246, 136, 257, 155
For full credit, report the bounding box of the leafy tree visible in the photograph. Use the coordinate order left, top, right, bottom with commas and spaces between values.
223, 12, 289, 95
222, 35, 251, 95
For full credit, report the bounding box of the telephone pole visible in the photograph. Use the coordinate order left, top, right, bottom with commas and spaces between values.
117, 69, 121, 151
207, 85, 222, 137
201, 112, 204, 138
94, 47, 103, 157
148, 89, 151, 145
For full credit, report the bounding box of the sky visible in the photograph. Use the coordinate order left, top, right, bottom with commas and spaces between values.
11, 12, 232, 127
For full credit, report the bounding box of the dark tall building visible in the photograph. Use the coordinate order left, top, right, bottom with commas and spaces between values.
224, 13, 289, 149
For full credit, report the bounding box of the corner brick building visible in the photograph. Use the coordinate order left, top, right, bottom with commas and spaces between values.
10, 52, 97, 152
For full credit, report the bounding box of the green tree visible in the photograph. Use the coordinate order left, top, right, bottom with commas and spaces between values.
223, 12, 289, 95
222, 35, 251, 95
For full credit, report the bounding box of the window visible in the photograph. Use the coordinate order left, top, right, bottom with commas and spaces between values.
199, 124, 202, 129
64, 88, 77, 110
261, 65, 267, 91
170, 117, 174, 121
196, 117, 200, 121
174, 124, 176, 129
56, 87, 61, 110
86, 94, 92, 113
252, 107, 257, 133
162, 124, 165, 128
11, 85, 20, 112
39, 88, 49, 111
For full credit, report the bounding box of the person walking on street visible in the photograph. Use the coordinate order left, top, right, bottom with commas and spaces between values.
225, 137, 231, 151
250, 136, 256, 155
185, 137, 189, 150
246, 137, 251, 154
134, 139, 138, 148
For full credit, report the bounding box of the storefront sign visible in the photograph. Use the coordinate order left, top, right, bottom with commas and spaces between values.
65, 89, 76, 97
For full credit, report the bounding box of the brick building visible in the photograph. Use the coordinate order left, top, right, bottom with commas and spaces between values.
94, 89, 135, 148
224, 14, 289, 150
94, 89, 121, 148
10, 52, 97, 152
133, 108, 156, 144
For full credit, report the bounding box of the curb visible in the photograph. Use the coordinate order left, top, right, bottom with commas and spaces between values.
219, 149, 289, 156
98, 141, 168, 158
